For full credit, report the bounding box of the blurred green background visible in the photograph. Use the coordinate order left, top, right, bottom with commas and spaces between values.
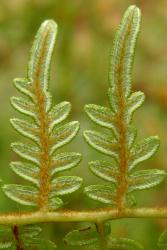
0, 0, 167, 249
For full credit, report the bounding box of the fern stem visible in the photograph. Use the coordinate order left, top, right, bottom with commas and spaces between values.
115, 9, 135, 212
96, 222, 108, 250
0, 208, 167, 225
33, 27, 52, 210
12, 225, 23, 250
115, 32, 129, 213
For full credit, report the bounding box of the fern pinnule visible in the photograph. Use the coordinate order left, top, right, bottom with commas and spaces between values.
2, 20, 82, 211
83, 5, 166, 212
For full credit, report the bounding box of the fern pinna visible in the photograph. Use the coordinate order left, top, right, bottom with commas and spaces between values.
83, 5, 166, 212
64, 5, 166, 250
2, 20, 82, 211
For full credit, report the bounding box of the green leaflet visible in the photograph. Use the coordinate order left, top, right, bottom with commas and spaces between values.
28, 20, 57, 90
48, 101, 71, 132
84, 104, 117, 136
127, 125, 137, 149
42, 91, 53, 112
11, 96, 37, 121
89, 160, 118, 183
10, 161, 39, 186
84, 185, 116, 204
6, 20, 82, 211
107, 237, 143, 250
50, 176, 83, 196
11, 142, 40, 166
84, 130, 118, 158
13, 78, 34, 99
48, 196, 63, 211
128, 136, 160, 171
64, 223, 110, 246
108, 5, 141, 112
10, 118, 40, 145
50, 152, 82, 175
126, 91, 145, 123
50, 121, 80, 154
158, 229, 167, 247
128, 169, 167, 192
2, 184, 38, 206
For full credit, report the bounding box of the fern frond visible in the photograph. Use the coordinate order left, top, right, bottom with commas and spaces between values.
64, 224, 143, 250
64, 223, 110, 247
83, 5, 166, 211
0, 225, 57, 249
3, 20, 82, 211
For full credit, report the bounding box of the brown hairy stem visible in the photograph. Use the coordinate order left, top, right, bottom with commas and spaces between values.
12, 225, 23, 250
32, 27, 52, 211
96, 222, 108, 250
115, 19, 133, 212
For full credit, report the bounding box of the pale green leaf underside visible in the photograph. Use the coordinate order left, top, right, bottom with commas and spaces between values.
84, 130, 118, 159
13, 78, 34, 99
126, 91, 145, 122
128, 169, 166, 192
2, 184, 38, 206
48, 196, 63, 211
89, 160, 118, 183
84, 104, 117, 136
127, 125, 137, 149
10, 118, 39, 145
50, 176, 83, 196
28, 19, 58, 90
50, 152, 82, 175
129, 136, 160, 171
11, 142, 40, 165
49, 101, 71, 132
109, 5, 141, 112
11, 96, 37, 121
84, 185, 116, 204
50, 121, 80, 154
10, 161, 39, 186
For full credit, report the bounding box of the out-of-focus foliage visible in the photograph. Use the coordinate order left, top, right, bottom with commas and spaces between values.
0, 225, 57, 249
0, 0, 167, 249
